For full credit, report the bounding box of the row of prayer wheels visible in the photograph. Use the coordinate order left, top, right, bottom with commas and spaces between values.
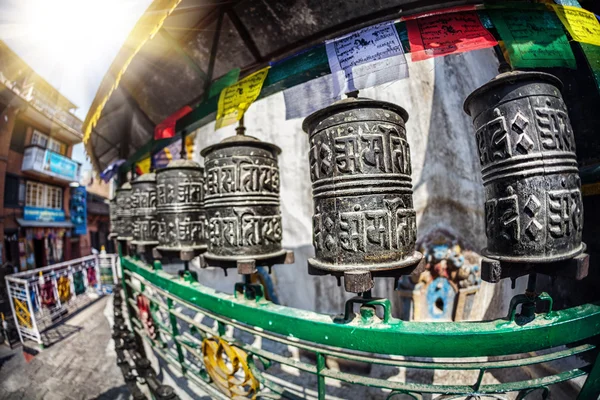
110, 70, 587, 293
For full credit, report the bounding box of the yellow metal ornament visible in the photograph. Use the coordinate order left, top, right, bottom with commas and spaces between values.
202, 337, 260, 399
13, 299, 32, 328
57, 276, 71, 303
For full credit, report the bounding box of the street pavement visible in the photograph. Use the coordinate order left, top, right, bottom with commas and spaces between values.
0, 296, 128, 400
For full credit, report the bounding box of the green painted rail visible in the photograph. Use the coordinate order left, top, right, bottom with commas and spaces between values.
119, 255, 600, 399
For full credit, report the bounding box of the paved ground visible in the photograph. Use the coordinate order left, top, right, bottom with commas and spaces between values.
0, 296, 128, 400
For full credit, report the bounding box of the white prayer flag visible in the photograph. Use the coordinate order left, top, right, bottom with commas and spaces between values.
283, 74, 340, 120
325, 22, 409, 97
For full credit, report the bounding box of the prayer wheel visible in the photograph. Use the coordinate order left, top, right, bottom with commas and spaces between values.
201, 133, 286, 266
109, 198, 118, 239
303, 97, 422, 292
131, 172, 158, 246
116, 182, 133, 241
156, 159, 207, 254
464, 71, 585, 275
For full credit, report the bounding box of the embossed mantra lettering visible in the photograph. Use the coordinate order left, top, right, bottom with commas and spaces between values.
534, 101, 574, 152
313, 199, 416, 253
209, 211, 282, 247
158, 218, 205, 242
206, 156, 279, 195
157, 180, 203, 205
134, 220, 158, 241
309, 123, 411, 180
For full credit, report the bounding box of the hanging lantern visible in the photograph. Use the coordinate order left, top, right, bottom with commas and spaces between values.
156, 159, 207, 255
116, 182, 133, 241
302, 98, 422, 293
131, 172, 158, 247
201, 132, 287, 270
464, 71, 585, 281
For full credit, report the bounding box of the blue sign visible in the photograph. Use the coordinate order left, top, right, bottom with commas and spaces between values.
24, 207, 66, 222
70, 186, 87, 235
44, 151, 78, 181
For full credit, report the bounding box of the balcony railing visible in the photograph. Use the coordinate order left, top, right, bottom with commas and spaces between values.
22, 145, 81, 183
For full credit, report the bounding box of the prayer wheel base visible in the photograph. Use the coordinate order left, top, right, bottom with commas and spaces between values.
153, 245, 207, 261
201, 250, 294, 275
308, 251, 425, 293
481, 251, 589, 283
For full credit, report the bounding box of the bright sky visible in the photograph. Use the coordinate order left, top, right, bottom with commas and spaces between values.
0, 0, 153, 169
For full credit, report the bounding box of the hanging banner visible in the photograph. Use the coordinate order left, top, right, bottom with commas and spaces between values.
488, 9, 576, 69
152, 134, 195, 168
135, 156, 151, 175
209, 68, 240, 99
325, 22, 408, 98
283, 75, 340, 120
70, 186, 87, 236
407, 12, 497, 62
215, 67, 270, 130
552, 5, 600, 46
581, 43, 600, 91
154, 106, 193, 140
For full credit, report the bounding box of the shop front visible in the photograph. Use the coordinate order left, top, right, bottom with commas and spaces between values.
16, 206, 73, 270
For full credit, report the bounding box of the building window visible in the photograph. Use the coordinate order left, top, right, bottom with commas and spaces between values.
25, 181, 62, 209
4, 175, 24, 207
31, 129, 67, 155
48, 186, 62, 209
31, 129, 48, 148
48, 138, 66, 155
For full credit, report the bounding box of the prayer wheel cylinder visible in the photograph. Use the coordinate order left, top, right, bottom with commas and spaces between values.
131, 172, 158, 246
156, 160, 207, 252
464, 71, 584, 265
116, 183, 133, 241
302, 97, 421, 288
201, 134, 285, 262
109, 198, 118, 239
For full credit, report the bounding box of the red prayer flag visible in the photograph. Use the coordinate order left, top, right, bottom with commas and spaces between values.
407, 11, 497, 62
154, 105, 193, 140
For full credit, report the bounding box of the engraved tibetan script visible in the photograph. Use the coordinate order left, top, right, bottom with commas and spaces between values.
209, 211, 282, 247
310, 123, 411, 180
535, 102, 575, 152
547, 189, 582, 238
207, 157, 279, 195
313, 198, 416, 253
475, 114, 511, 166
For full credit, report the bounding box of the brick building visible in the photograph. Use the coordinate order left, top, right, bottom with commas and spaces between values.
0, 40, 89, 269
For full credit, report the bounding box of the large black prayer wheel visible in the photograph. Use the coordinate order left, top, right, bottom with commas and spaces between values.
116, 183, 133, 241
201, 134, 286, 265
131, 172, 158, 246
156, 159, 207, 253
464, 71, 585, 272
303, 97, 422, 292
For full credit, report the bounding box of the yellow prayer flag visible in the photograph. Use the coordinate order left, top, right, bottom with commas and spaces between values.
215, 66, 270, 129
552, 5, 600, 47
136, 157, 151, 174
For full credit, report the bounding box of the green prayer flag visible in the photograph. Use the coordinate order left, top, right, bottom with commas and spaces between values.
580, 43, 600, 92
488, 8, 576, 69
208, 68, 241, 99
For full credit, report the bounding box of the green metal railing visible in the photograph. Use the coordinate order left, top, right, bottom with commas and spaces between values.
119, 255, 600, 399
